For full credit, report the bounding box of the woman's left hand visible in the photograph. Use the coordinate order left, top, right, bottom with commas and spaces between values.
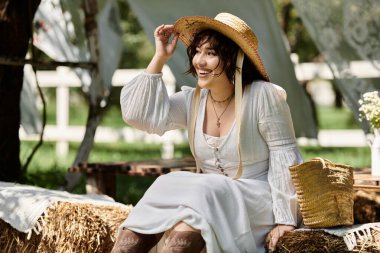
266, 224, 295, 252
153, 24, 179, 61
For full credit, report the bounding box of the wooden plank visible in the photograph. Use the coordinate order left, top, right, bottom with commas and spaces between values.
353, 169, 380, 192
85, 172, 116, 196
69, 158, 197, 198
354, 175, 380, 182
354, 185, 380, 191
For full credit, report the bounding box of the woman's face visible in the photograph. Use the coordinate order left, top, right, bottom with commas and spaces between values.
192, 40, 230, 89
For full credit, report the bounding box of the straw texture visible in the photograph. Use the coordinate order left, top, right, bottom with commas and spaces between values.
269, 229, 380, 253
289, 158, 354, 228
0, 201, 132, 253
174, 13, 270, 82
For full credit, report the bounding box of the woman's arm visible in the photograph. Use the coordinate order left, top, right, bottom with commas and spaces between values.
257, 82, 303, 251
120, 73, 190, 135
120, 24, 187, 135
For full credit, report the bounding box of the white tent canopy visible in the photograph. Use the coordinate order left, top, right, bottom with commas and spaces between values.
126, 0, 317, 138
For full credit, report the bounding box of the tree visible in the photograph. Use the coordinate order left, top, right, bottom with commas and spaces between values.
117, 0, 154, 69
0, 0, 41, 182
272, 0, 319, 62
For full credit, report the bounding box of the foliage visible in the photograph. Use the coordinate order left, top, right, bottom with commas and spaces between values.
116, 0, 154, 69
358, 91, 380, 129
272, 0, 320, 62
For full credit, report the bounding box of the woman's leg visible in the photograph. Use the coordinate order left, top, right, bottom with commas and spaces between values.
111, 228, 163, 253
162, 222, 205, 253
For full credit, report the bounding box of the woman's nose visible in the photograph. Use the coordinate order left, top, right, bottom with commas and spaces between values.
194, 54, 206, 66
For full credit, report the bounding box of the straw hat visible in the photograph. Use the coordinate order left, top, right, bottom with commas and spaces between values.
174, 12, 270, 82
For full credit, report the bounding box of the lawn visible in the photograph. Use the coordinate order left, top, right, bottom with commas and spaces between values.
316, 105, 359, 129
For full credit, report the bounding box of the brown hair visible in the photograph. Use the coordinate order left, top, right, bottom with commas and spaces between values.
186, 29, 266, 85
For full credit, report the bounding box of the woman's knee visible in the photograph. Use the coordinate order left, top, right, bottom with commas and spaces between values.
111, 228, 163, 253
162, 227, 205, 253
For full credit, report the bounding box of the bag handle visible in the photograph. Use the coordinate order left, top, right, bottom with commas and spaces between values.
312, 157, 335, 169
232, 49, 244, 179
189, 85, 201, 173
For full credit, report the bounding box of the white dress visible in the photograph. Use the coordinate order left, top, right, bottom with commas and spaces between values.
119, 72, 303, 253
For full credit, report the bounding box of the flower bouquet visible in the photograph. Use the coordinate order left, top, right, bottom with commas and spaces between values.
359, 91, 380, 129
359, 90, 380, 176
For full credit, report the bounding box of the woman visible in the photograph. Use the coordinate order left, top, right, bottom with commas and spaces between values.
112, 13, 302, 253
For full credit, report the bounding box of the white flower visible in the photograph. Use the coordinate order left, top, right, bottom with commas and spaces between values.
358, 91, 380, 129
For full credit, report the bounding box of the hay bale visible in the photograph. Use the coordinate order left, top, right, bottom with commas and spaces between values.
354, 191, 380, 224
0, 219, 42, 253
0, 201, 131, 253
271, 230, 380, 253
271, 231, 349, 253
4, 190, 378, 253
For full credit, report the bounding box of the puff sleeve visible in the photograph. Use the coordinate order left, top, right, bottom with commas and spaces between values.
120, 72, 189, 135
257, 83, 303, 226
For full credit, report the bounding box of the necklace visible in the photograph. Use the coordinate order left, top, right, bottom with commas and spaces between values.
209, 92, 234, 104
209, 92, 234, 128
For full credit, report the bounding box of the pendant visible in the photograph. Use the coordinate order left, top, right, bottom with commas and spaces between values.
216, 119, 221, 128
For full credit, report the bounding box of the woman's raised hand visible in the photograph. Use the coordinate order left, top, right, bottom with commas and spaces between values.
153, 24, 179, 61
146, 24, 179, 74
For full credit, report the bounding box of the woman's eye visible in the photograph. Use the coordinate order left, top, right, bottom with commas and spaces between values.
208, 51, 216, 56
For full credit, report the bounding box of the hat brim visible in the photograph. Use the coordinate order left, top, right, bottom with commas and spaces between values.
174, 15, 270, 82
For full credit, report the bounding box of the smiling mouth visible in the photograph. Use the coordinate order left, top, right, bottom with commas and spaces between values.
197, 70, 212, 78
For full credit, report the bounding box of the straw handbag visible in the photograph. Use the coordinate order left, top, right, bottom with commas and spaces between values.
289, 157, 354, 228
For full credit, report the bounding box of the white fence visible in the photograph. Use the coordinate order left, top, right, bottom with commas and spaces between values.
20, 65, 183, 158
20, 61, 374, 158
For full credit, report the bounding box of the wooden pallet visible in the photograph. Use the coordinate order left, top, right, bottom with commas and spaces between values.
353, 169, 380, 191
69, 157, 196, 198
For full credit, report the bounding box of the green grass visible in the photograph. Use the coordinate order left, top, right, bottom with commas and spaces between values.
299, 146, 370, 168
317, 105, 360, 129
